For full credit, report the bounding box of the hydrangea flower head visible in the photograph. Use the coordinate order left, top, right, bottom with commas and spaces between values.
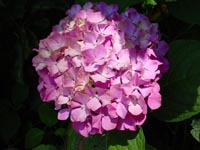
32, 2, 169, 137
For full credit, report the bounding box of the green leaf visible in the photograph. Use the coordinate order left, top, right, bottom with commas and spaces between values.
54, 128, 67, 137
67, 126, 145, 150
107, 127, 145, 150
33, 144, 57, 150
67, 127, 107, 150
153, 40, 200, 122
67, 127, 82, 150
38, 103, 58, 127
75, 0, 144, 11
25, 128, 44, 148
0, 110, 20, 142
191, 119, 200, 142
145, 0, 157, 5
169, 0, 200, 24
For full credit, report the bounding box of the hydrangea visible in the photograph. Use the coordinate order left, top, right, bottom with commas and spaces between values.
32, 2, 169, 137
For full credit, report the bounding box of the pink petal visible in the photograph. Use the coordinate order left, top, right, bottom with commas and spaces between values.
90, 73, 107, 83
110, 86, 122, 99
45, 87, 58, 101
72, 121, 91, 137
148, 92, 161, 110
54, 75, 62, 86
144, 59, 161, 72
83, 32, 97, 43
57, 58, 68, 72
57, 95, 70, 105
58, 108, 70, 120
98, 94, 112, 106
46, 32, 65, 51
74, 93, 89, 104
134, 114, 147, 125
75, 10, 87, 19
65, 44, 81, 57
47, 63, 59, 75
118, 49, 130, 67
70, 107, 88, 122
72, 56, 82, 67
36, 63, 46, 71
103, 25, 116, 35
121, 83, 134, 95
107, 104, 118, 118
92, 115, 102, 129
101, 67, 115, 78
117, 114, 136, 131
121, 71, 132, 84
139, 86, 152, 98
83, 63, 98, 72
124, 115, 137, 131
87, 98, 101, 111
102, 116, 117, 131
87, 11, 104, 23
94, 46, 107, 62
111, 76, 121, 85
70, 101, 81, 108
63, 77, 74, 88
147, 83, 161, 110
142, 69, 157, 80
128, 103, 143, 116
39, 49, 51, 58
116, 103, 127, 119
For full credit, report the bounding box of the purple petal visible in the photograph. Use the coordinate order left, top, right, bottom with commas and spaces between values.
157, 41, 169, 56
66, 4, 81, 17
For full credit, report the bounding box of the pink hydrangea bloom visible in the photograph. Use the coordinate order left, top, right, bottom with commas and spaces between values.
32, 2, 169, 137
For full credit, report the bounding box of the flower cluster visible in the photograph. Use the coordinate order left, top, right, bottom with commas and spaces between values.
32, 2, 169, 137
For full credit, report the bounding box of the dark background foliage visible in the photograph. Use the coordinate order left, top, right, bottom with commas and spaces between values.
0, 0, 199, 150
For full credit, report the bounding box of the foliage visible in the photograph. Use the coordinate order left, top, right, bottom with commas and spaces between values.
25, 128, 45, 148
153, 40, 200, 122
67, 126, 145, 150
191, 119, 200, 142
0, 0, 200, 150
